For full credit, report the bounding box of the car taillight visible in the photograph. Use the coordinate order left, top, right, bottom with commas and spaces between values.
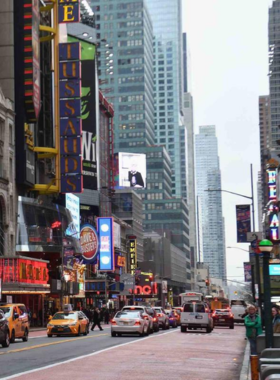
153, 317, 157, 322
134, 320, 141, 326
170, 317, 174, 320
157, 313, 163, 317
230, 313, 234, 318
143, 316, 149, 320
111, 319, 117, 325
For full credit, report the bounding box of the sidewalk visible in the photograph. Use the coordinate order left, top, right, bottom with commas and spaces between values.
239, 342, 251, 380
8, 328, 246, 380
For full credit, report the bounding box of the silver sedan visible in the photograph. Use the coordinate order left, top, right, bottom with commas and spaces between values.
111, 311, 149, 337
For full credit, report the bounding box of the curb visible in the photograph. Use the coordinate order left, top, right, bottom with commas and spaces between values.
240, 341, 251, 380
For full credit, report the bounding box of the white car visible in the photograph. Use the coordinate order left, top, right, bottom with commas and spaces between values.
111, 311, 149, 337
152, 307, 169, 330
180, 302, 213, 333
122, 306, 154, 333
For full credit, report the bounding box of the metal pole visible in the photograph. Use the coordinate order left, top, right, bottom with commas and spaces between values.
263, 251, 273, 348
251, 164, 262, 310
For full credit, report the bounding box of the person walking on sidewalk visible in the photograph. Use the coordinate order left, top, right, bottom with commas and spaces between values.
272, 307, 280, 333
91, 307, 103, 331
244, 305, 262, 355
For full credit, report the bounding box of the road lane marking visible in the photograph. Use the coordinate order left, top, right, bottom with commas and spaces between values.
0, 334, 107, 356
0, 329, 178, 380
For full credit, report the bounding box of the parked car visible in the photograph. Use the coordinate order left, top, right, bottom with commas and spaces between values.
122, 306, 154, 333
47, 311, 89, 337
0, 303, 30, 343
111, 310, 149, 337
212, 309, 234, 329
152, 307, 169, 330
0, 310, 10, 348
172, 307, 182, 325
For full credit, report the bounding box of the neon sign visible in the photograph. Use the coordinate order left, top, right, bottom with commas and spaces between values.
268, 169, 277, 200
130, 283, 158, 295
267, 166, 279, 241
128, 239, 137, 275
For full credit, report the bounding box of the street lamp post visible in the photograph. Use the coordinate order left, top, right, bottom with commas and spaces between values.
205, 164, 261, 309
259, 239, 274, 348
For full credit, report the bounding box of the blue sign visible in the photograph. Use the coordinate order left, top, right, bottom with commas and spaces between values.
269, 264, 280, 276
98, 217, 114, 271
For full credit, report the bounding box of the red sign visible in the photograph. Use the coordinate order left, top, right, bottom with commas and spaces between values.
24, 0, 41, 122
0, 258, 49, 284
130, 283, 158, 295
80, 225, 99, 262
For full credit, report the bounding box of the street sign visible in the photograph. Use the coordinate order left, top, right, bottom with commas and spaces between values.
120, 274, 135, 289
247, 232, 262, 242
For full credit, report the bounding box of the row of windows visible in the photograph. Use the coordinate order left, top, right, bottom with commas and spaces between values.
147, 182, 163, 190
118, 39, 143, 47
118, 76, 144, 84
119, 104, 144, 111
119, 123, 145, 130
117, 21, 143, 28
116, 2, 142, 10
118, 95, 144, 102
117, 12, 142, 19
119, 132, 144, 138
118, 30, 143, 37
119, 113, 144, 121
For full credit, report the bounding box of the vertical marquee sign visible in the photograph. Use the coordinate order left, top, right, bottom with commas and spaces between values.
24, 0, 41, 122
58, 0, 80, 23
128, 237, 137, 275
98, 217, 114, 272
267, 160, 280, 241
59, 42, 83, 193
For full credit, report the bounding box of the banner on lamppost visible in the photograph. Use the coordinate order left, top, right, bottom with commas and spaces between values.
236, 205, 251, 243
243, 262, 252, 282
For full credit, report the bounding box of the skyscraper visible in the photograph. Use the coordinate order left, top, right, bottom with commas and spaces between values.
145, 0, 184, 197
269, 1, 280, 152
91, 0, 154, 152
195, 126, 227, 280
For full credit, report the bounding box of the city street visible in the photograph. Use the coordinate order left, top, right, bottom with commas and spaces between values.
0, 325, 246, 380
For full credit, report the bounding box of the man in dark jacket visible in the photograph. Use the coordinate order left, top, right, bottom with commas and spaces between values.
91, 307, 103, 331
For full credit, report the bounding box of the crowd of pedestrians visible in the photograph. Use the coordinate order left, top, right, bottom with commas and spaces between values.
81, 306, 117, 331
244, 304, 280, 355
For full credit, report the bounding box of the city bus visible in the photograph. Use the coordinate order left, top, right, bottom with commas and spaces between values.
179, 292, 203, 305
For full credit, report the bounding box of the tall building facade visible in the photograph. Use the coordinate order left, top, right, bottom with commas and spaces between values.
184, 92, 197, 285
269, 1, 280, 151
91, 0, 154, 151
145, 0, 184, 197
258, 95, 271, 227
195, 126, 226, 280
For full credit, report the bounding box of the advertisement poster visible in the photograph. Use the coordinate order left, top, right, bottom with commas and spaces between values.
65, 193, 80, 239
243, 262, 252, 282
236, 205, 251, 243
118, 152, 146, 188
68, 36, 98, 190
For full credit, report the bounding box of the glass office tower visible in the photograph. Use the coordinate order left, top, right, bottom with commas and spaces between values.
195, 126, 227, 280
146, 0, 184, 197
91, 0, 154, 152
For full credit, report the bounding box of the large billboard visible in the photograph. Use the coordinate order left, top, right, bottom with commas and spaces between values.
116, 152, 146, 189
236, 205, 251, 243
68, 36, 98, 190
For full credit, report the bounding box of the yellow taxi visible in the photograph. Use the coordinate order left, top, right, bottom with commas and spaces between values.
172, 307, 183, 325
47, 311, 89, 337
0, 304, 30, 343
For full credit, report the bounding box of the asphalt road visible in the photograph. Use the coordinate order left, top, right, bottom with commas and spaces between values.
0, 326, 171, 379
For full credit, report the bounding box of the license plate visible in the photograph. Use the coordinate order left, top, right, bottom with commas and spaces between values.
58, 328, 64, 331
219, 319, 225, 322
123, 322, 128, 325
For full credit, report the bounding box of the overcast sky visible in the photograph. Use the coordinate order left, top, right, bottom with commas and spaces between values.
183, 0, 271, 282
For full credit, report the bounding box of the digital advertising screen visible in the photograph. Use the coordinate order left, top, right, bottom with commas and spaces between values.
118, 152, 146, 189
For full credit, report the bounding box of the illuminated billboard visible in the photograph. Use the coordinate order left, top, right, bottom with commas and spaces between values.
65, 193, 80, 239
98, 217, 114, 271
269, 264, 280, 276
117, 152, 146, 189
